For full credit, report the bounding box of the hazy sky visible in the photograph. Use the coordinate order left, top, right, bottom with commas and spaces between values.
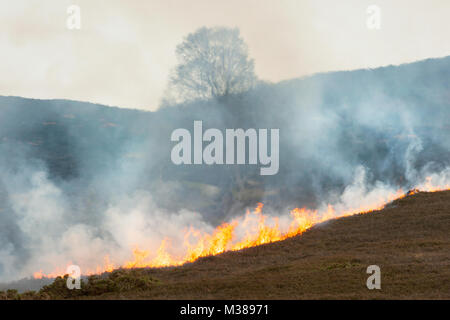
1, 0, 449, 110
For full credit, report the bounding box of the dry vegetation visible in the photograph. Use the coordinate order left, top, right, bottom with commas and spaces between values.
2, 190, 449, 300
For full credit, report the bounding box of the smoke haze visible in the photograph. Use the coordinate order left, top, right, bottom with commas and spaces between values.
0, 56, 449, 285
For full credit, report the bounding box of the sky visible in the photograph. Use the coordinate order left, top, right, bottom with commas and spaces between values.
0, 0, 449, 111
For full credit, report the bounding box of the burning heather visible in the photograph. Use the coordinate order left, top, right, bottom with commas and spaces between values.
31, 172, 450, 280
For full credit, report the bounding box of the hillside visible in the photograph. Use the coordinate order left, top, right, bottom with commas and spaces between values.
7, 189, 447, 300
98, 190, 450, 299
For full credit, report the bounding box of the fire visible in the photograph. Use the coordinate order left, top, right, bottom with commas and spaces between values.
231, 204, 282, 250
33, 179, 450, 279
419, 176, 450, 192
185, 221, 237, 262
123, 240, 182, 269
286, 208, 316, 237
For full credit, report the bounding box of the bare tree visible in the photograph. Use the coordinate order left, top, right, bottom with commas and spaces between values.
165, 27, 257, 104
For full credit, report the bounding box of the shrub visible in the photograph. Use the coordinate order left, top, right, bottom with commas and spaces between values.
37, 269, 158, 299
6, 289, 19, 300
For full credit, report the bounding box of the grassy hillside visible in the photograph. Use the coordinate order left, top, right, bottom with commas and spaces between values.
5, 189, 449, 300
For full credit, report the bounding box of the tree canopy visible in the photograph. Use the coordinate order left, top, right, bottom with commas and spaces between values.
166, 27, 257, 104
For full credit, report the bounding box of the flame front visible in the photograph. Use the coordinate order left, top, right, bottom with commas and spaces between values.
33, 178, 450, 279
